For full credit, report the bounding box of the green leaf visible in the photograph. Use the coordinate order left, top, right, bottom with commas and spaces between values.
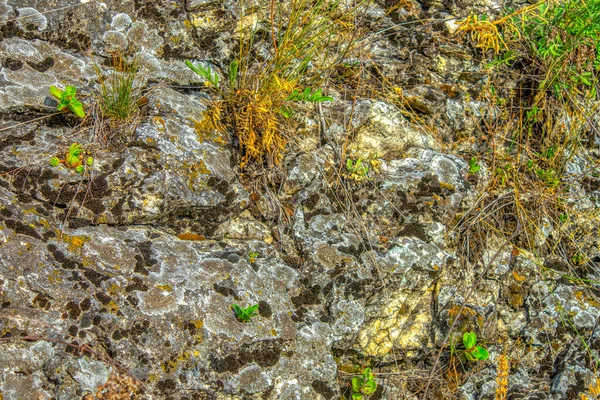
86, 157, 94, 166
351, 377, 363, 393
471, 346, 489, 360
49, 157, 60, 167
64, 85, 77, 97
229, 60, 239, 87
352, 393, 363, 400
56, 100, 69, 111
463, 332, 477, 350
49, 85, 63, 99
69, 99, 85, 118
75, 165, 85, 174
362, 380, 377, 394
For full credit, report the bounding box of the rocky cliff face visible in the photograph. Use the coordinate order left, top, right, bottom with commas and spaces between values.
1, 0, 599, 399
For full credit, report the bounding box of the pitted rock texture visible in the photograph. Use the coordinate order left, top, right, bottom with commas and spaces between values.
1, 0, 600, 399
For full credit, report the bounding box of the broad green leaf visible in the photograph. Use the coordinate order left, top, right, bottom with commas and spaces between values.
472, 346, 489, 360
65, 85, 77, 95
69, 99, 85, 118
352, 393, 363, 400
362, 380, 377, 394
463, 332, 477, 350
351, 377, 363, 392
49, 85, 63, 99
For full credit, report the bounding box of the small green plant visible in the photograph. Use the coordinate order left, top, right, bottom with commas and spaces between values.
96, 53, 140, 121
345, 158, 370, 182
559, 212, 569, 223
248, 250, 259, 264
351, 367, 377, 400
231, 303, 259, 323
49, 85, 85, 118
535, 168, 559, 187
49, 143, 93, 174
455, 332, 489, 362
468, 157, 481, 174
186, 60, 220, 89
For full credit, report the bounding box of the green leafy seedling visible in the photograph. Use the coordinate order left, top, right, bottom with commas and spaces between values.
49, 85, 85, 118
462, 332, 489, 361
49, 143, 93, 174
468, 157, 481, 174
248, 250, 259, 264
185, 60, 220, 89
351, 367, 377, 400
231, 304, 259, 323
346, 158, 370, 181
65, 143, 84, 168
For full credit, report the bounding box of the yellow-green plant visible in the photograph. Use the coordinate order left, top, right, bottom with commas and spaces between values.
188, 0, 369, 168
49, 85, 85, 118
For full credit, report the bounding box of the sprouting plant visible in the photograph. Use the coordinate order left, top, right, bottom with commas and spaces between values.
49, 85, 85, 118
248, 250, 259, 264
346, 158, 370, 182
49, 143, 93, 174
231, 304, 259, 323
455, 332, 489, 361
186, 60, 220, 89
351, 367, 377, 399
558, 212, 569, 223
469, 157, 481, 174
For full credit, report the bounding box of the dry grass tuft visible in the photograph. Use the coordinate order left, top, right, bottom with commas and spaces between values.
85, 372, 143, 400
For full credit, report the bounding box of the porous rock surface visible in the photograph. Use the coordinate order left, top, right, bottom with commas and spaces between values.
1, 0, 599, 399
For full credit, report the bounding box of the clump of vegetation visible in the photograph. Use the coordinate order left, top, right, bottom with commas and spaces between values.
345, 158, 370, 182
351, 367, 377, 399
231, 303, 259, 323
49, 85, 85, 118
49, 143, 93, 174
457, 332, 489, 362
468, 157, 481, 174
188, 0, 369, 168
96, 52, 141, 121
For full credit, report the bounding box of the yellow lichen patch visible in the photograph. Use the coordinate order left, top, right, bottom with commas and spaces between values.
511, 270, 527, 282
162, 352, 190, 373
356, 294, 431, 356
186, 160, 211, 191
61, 234, 89, 252
106, 301, 120, 313
107, 283, 123, 297
153, 116, 166, 131
156, 284, 173, 292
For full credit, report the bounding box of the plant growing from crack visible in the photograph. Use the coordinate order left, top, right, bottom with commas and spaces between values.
49, 143, 93, 174
248, 250, 259, 264
351, 367, 377, 399
231, 303, 259, 323
454, 331, 489, 361
49, 85, 85, 118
